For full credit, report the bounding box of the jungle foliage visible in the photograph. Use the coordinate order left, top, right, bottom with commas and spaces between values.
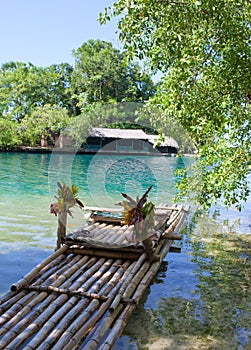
100, 0, 251, 209
0, 39, 156, 148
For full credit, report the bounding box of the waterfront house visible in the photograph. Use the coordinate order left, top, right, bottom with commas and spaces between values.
84, 127, 179, 155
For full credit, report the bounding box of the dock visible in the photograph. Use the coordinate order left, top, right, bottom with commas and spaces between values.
0, 204, 188, 349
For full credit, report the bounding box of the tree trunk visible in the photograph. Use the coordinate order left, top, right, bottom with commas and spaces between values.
40, 134, 47, 147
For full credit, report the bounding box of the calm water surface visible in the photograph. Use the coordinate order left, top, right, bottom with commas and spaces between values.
0, 152, 250, 350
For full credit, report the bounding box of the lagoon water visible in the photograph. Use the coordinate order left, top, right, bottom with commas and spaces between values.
0, 152, 250, 349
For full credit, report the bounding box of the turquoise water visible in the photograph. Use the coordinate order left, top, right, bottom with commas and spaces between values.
0, 152, 251, 349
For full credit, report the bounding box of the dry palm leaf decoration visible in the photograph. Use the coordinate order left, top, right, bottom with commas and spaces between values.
50, 182, 84, 249
120, 185, 155, 245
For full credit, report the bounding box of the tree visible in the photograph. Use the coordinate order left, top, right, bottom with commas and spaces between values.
71, 39, 155, 107
136, 104, 196, 154
100, 1, 251, 209
67, 101, 153, 148
50, 63, 77, 115
0, 62, 74, 121
0, 61, 34, 120
0, 119, 21, 149
21, 104, 70, 146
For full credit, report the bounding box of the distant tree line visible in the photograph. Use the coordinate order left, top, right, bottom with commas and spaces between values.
0, 39, 158, 149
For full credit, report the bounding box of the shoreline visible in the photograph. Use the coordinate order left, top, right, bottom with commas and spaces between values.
0, 146, 195, 157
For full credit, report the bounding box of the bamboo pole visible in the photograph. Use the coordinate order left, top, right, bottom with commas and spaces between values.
84, 260, 152, 349
84, 304, 124, 350
84, 206, 121, 213
30, 253, 74, 287
121, 239, 167, 302
67, 222, 101, 237
0, 254, 88, 328
22, 257, 100, 350
32, 257, 113, 349
51, 299, 101, 350
23, 285, 108, 301
38, 298, 91, 350
0, 291, 37, 328
133, 241, 173, 306
100, 316, 128, 350
99, 243, 173, 350
0, 292, 50, 346
69, 303, 122, 350
94, 229, 117, 245
90, 215, 121, 224
67, 247, 141, 260
56, 211, 67, 249
66, 223, 113, 246
50, 261, 126, 350
0, 291, 27, 314
0, 257, 93, 326
22, 293, 73, 350
163, 209, 185, 237
23, 295, 79, 350
0, 251, 73, 322
121, 260, 151, 301
78, 258, 113, 293
8, 294, 73, 350
110, 226, 129, 245
2, 254, 92, 349
109, 253, 146, 312
41, 254, 82, 286
166, 205, 187, 229
162, 234, 182, 240
0, 291, 18, 306
88, 259, 123, 295
83, 205, 180, 213
0, 254, 89, 348
88, 224, 117, 242
100, 277, 153, 350
54, 262, 130, 350
10, 245, 68, 292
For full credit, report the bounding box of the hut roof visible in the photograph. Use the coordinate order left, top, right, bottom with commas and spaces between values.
89, 128, 179, 150
90, 128, 149, 140
147, 135, 179, 149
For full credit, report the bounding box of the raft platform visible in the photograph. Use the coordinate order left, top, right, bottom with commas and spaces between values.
0, 205, 188, 349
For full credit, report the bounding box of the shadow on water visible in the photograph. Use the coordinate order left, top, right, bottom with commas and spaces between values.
114, 209, 251, 350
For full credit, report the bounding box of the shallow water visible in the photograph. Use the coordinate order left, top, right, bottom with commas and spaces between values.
0, 152, 250, 349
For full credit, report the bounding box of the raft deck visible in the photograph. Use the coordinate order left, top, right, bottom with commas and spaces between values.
0, 205, 188, 349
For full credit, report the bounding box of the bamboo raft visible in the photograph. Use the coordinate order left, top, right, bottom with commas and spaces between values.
0, 204, 188, 349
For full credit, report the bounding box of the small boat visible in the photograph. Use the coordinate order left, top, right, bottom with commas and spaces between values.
0, 204, 188, 349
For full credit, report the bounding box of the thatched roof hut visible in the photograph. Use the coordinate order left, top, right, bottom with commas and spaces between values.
85, 128, 179, 154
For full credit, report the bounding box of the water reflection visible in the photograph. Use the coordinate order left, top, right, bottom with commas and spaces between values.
115, 208, 251, 350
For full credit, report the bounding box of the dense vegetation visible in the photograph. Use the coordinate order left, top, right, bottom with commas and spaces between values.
0, 39, 156, 149
101, 0, 251, 209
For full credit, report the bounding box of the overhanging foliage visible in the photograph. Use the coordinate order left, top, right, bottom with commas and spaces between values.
100, 0, 251, 209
